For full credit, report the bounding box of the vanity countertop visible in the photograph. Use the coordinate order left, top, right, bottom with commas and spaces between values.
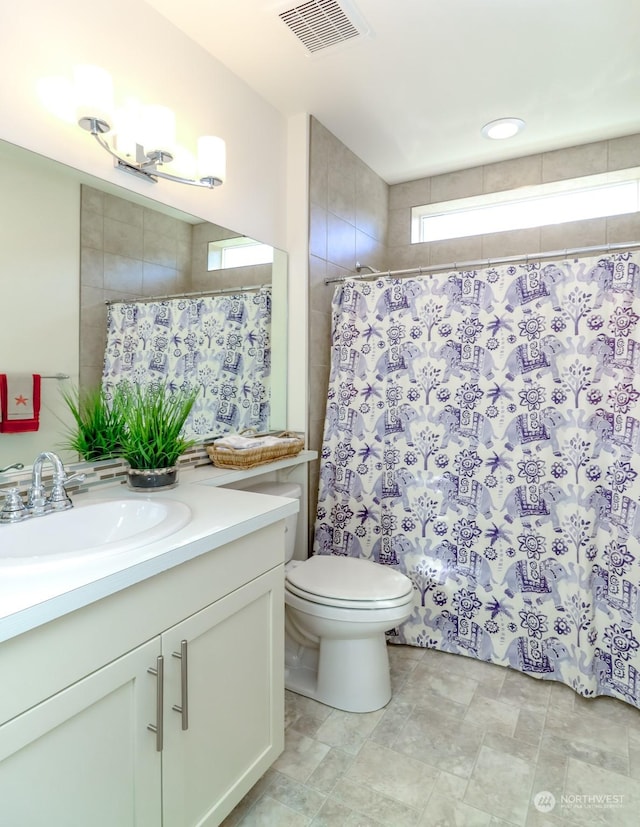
0, 481, 298, 644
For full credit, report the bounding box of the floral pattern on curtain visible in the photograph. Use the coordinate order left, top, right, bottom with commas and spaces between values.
314, 253, 640, 708
102, 287, 271, 438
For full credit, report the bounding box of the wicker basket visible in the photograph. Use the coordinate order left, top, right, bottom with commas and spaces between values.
206, 431, 304, 470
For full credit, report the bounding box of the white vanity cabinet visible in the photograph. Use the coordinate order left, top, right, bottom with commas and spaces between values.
0, 519, 285, 827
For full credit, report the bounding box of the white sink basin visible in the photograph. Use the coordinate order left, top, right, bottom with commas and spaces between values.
1, 497, 191, 566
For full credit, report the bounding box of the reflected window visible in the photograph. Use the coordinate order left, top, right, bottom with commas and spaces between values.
208, 237, 274, 270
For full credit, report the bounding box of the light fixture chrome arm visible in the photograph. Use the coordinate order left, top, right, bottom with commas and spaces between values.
79, 116, 223, 189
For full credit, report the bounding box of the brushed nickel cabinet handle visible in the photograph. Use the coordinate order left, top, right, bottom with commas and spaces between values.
147, 655, 164, 751
171, 639, 189, 731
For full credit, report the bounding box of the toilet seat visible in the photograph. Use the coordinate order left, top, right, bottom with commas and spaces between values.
285, 555, 413, 610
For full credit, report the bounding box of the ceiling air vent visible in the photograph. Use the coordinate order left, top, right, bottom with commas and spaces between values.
278, 0, 366, 55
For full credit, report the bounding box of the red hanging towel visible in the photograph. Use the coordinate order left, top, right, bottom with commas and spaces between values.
0, 374, 41, 433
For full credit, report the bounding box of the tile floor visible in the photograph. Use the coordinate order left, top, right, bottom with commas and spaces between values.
222, 645, 640, 827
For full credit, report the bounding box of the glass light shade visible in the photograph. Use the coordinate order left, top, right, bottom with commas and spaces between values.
112, 97, 142, 160
74, 65, 114, 128
197, 136, 226, 183
141, 104, 176, 154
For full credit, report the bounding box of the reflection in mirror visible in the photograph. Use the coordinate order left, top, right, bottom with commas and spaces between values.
0, 140, 287, 472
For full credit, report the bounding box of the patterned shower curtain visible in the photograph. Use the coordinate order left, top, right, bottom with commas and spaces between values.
102, 287, 271, 439
314, 252, 640, 708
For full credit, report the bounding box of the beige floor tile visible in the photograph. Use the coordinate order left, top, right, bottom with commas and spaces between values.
286, 691, 334, 738
530, 748, 567, 807
345, 740, 438, 811
545, 706, 629, 757
464, 745, 537, 825
266, 772, 327, 819
463, 694, 520, 737
331, 777, 421, 827
546, 681, 577, 715
393, 706, 485, 778
314, 707, 385, 755
306, 748, 354, 795
629, 740, 640, 781
483, 730, 539, 764
239, 795, 311, 826
525, 808, 574, 827
310, 797, 382, 826
397, 685, 469, 721
541, 707, 629, 774
273, 729, 331, 782
498, 669, 552, 713
434, 770, 468, 800
419, 792, 492, 826
429, 649, 507, 694
400, 661, 479, 706
514, 708, 547, 747
561, 757, 640, 826
571, 693, 640, 730
369, 697, 416, 747
388, 643, 427, 663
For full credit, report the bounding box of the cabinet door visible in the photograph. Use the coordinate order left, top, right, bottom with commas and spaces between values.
0, 637, 162, 827
162, 566, 284, 827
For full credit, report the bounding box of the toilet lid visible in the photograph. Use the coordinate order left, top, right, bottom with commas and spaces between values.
285, 555, 413, 606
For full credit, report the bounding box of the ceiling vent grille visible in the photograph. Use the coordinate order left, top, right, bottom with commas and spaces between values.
279, 0, 364, 54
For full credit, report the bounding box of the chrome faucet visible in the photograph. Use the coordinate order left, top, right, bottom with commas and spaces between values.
0, 451, 86, 523
28, 451, 85, 515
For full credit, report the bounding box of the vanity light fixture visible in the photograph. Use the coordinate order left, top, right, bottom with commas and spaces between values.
73, 65, 225, 188
481, 117, 525, 140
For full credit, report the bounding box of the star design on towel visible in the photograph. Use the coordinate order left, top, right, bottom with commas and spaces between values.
14, 395, 29, 406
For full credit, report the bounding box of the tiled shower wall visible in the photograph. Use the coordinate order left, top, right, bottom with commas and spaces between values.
307, 124, 640, 545
308, 116, 390, 521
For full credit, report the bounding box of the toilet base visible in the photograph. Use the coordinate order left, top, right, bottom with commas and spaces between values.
285, 633, 392, 713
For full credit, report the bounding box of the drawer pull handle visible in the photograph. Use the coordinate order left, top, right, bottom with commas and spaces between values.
171, 640, 189, 731
147, 655, 164, 752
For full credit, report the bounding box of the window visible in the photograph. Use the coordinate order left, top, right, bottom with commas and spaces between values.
411, 168, 640, 244
207, 237, 274, 271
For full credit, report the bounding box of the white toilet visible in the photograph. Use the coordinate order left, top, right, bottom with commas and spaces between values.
246, 482, 414, 713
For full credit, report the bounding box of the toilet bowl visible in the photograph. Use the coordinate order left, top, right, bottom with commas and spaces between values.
245, 482, 414, 713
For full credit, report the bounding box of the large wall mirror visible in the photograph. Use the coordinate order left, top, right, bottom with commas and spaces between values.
0, 139, 287, 471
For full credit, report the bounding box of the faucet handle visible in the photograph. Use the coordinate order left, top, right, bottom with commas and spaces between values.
0, 487, 28, 523
48, 471, 87, 511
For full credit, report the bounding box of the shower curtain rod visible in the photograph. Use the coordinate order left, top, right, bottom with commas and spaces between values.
324, 240, 640, 285
105, 283, 269, 306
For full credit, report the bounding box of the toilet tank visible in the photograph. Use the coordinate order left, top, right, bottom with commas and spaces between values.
244, 482, 302, 562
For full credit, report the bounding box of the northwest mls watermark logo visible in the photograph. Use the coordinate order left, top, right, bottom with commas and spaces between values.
533, 790, 625, 813
533, 791, 556, 813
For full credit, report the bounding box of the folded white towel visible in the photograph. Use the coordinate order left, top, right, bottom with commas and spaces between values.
215, 434, 300, 451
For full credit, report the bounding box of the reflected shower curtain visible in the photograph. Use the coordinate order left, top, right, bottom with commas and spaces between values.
314, 253, 640, 707
102, 287, 271, 438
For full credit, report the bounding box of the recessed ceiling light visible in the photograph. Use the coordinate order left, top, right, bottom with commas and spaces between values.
481, 117, 525, 140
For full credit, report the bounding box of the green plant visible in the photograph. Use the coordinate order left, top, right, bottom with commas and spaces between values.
61, 385, 126, 461
118, 382, 199, 470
